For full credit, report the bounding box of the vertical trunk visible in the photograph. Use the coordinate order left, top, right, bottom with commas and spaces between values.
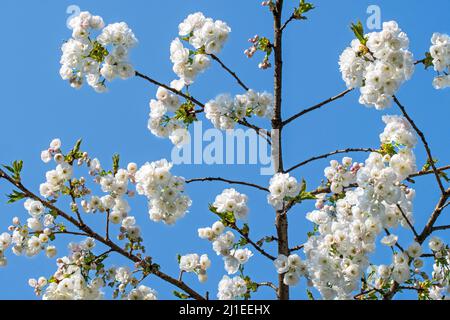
271, 0, 289, 300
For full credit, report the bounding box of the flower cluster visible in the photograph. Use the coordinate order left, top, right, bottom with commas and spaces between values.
339, 21, 414, 109
379, 115, 418, 149
60, 11, 137, 92
205, 90, 273, 130
39, 139, 74, 199
135, 159, 191, 224
273, 254, 307, 286
323, 157, 362, 194
32, 239, 105, 300
0, 233, 11, 266
2, 203, 58, 261
126, 285, 158, 300
217, 275, 247, 300
147, 83, 191, 148
429, 33, 450, 89
267, 173, 301, 210
428, 237, 450, 299
303, 116, 417, 299
179, 253, 211, 283
212, 188, 249, 220
198, 221, 253, 274
172, 12, 231, 85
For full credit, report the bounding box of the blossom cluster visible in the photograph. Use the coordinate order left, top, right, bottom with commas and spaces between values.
303, 115, 418, 299
324, 157, 362, 194
60, 11, 137, 92
273, 254, 307, 286
32, 239, 105, 300
126, 285, 158, 300
147, 83, 191, 148
0, 200, 58, 265
429, 33, 450, 89
172, 12, 231, 85
198, 221, 253, 274
179, 253, 211, 283
339, 21, 414, 109
267, 173, 301, 210
205, 90, 273, 130
135, 159, 191, 224
212, 188, 249, 220
217, 275, 247, 300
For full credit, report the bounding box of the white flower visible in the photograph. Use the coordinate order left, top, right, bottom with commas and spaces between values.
429, 236, 444, 252
179, 253, 199, 272
381, 234, 398, 247
274, 254, 290, 274
213, 188, 249, 220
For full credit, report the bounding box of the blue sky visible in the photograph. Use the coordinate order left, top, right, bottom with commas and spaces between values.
0, 0, 449, 300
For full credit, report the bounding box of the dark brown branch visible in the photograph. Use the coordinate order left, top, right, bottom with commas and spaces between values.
185, 177, 269, 192
0, 168, 206, 300
280, 14, 295, 31
286, 147, 377, 173
272, 0, 290, 301
209, 54, 249, 91
408, 165, 450, 179
282, 88, 353, 126
227, 222, 276, 261
289, 244, 304, 253
417, 189, 450, 243
237, 119, 272, 145
396, 204, 419, 240
432, 225, 450, 231
135, 71, 205, 108
393, 95, 446, 194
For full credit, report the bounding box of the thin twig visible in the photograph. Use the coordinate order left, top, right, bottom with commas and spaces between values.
185, 177, 269, 192
393, 95, 446, 194
280, 14, 295, 31
289, 244, 304, 253
396, 204, 419, 240
135, 70, 205, 108
282, 88, 353, 126
227, 222, 276, 261
209, 54, 249, 91
286, 147, 377, 173
432, 225, 450, 232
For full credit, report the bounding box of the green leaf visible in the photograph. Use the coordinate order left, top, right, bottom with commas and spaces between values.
6, 190, 26, 203
65, 139, 83, 163
112, 154, 120, 175
422, 52, 434, 69
351, 21, 368, 45
241, 223, 250, 236
3, 160, 24, 182
306, 289, 315, 300
294, 0, 315, 19
173, 290, 190, 299
174, 101, 197, 125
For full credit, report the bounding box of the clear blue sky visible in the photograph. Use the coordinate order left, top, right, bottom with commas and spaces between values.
0, 0, 449, 300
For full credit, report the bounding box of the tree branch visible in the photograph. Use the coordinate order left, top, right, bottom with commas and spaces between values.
209, 54, 249, 91
396, 204, 419, 240
227, 222, 276, 261
282, 88, 353, 126
286, 147, 377, 173
135, 70, 205, 108
185, 177, 269, 192
393, 95, 446, 194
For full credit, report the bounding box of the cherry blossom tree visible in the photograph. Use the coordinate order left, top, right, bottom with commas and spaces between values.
1, 1, 450, 300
